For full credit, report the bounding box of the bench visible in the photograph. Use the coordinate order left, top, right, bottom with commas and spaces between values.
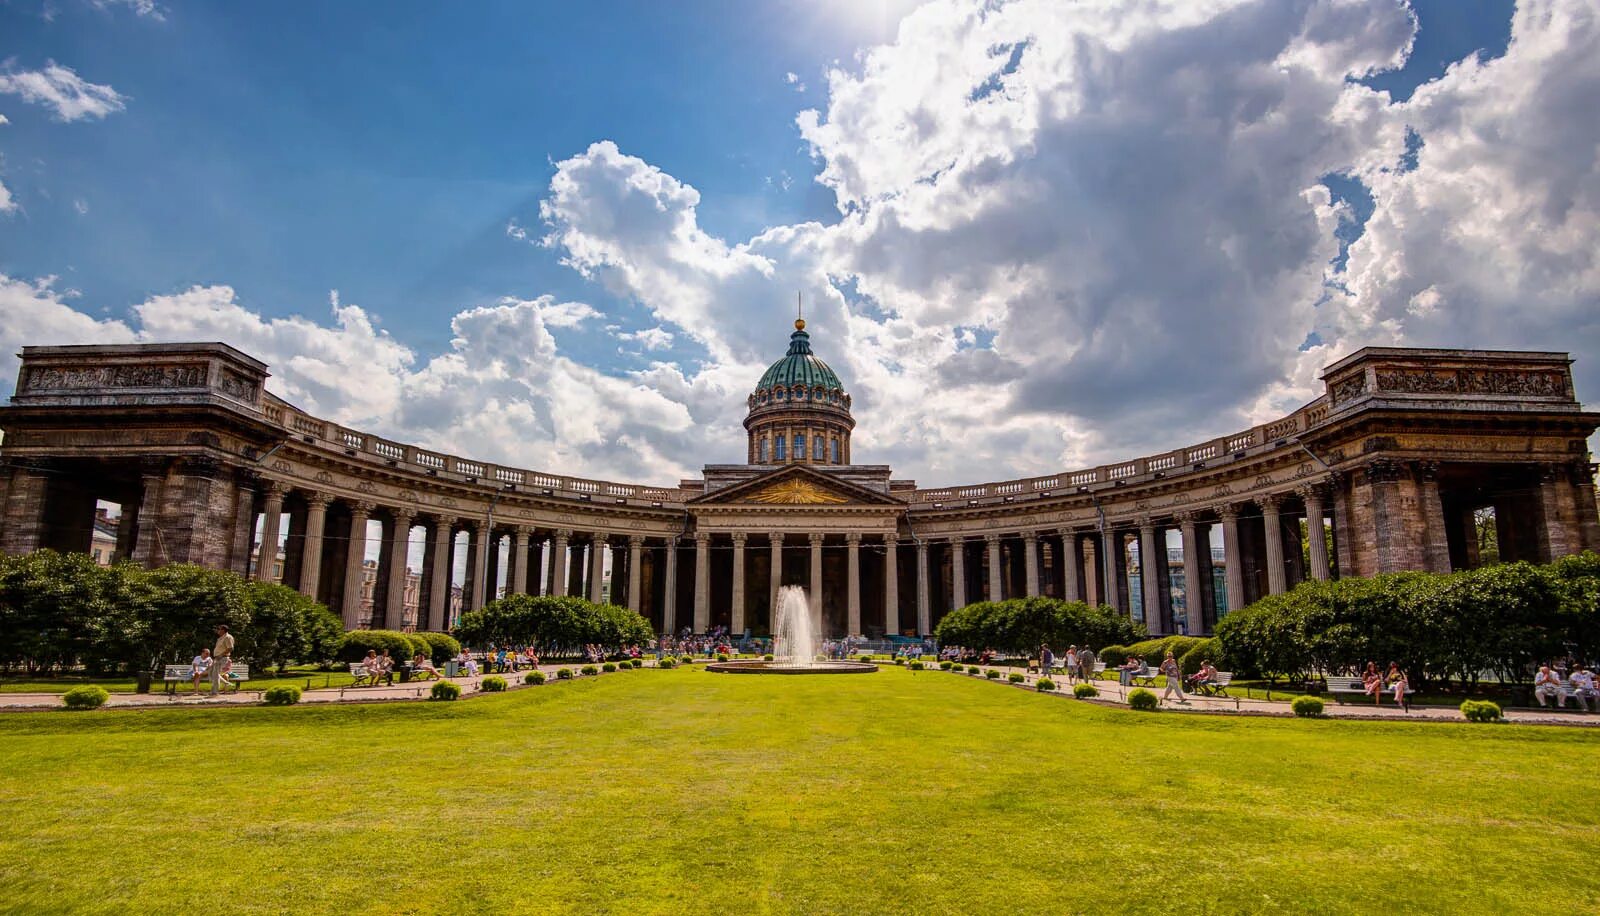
1536, 681, 1592, 711
1192, 671, 1233, 697
349, 662, 393, 687
1325, 675, 1413, 703
164, 663, 248, 695
1132, 667, 1160, 688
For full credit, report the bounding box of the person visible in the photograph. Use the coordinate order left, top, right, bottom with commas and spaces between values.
1118, 656, 1140, 687
1569, 664, 1596, 712
1534, 664, 1564, 708
355, 649, 381, 686
1064, 646, 1079, 684
462, 651, 480, 678
1160, 651, 1187, 703
411, 652, 439, 681
1188, 660, 1216, 694
1040, 645, 1055, 679
190, 648, 212, 695
1388, 664, 1410, 712
209, 624, 234, 697
375, 649, 395, 686
1363, 662, 1383, 706
1077, 646, 1097, 684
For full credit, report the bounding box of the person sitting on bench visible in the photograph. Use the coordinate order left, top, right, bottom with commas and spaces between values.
410, 652, 439, 681
1363, 661, 1383, 705
374, 649, 396, 686
1570, 664, 1596, 712
190, 648, 212, 694
1534, 665, 1565, 708
1187, 660, 1217, 692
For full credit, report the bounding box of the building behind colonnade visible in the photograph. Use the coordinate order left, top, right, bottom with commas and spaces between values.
1, 320, 1597, 638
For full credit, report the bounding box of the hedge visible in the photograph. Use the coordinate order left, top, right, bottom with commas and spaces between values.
430, 681, 461, 701
1290, 695, 1325, 717
1074, 683, 1099, 699
481, 675, 507, 692
339, 630, 425, 665
1036, 678, 1057, 691
935, 596, 1146, 654
523, 671, 546, 685
453, 594, 651, 656
263, 685, 301, 706
61, 685, 109, 709
414, 632, 462, 666
1461, 699, 1503, 722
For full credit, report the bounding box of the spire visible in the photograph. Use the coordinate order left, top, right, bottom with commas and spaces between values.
795, 291, 805, 331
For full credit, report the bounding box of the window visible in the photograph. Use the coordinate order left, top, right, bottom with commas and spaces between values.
830, 439, 841, 463
759, 438, 769, 462
774, 436, 787, 460
794, 433, 806, 458
812, 436, 824, 460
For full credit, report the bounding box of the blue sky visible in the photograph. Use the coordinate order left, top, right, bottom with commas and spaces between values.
4, 0, 1595, 487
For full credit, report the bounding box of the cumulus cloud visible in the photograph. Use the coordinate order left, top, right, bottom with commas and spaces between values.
619, 325, 675, 350
92, 0, 167, 20
0, 62, 127, 122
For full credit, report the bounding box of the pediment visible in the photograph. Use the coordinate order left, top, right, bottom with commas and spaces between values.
689, 465, 904, 507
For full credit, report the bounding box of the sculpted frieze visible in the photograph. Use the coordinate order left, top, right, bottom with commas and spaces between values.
314, 471, 334, 485
271, 460, 292, 473
1330, 375, 1365, 404
1372, 367, 1566, 398
217, 369, 259, 402
25, 363, 208, 392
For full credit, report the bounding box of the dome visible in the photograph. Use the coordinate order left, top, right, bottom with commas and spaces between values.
756, 323, 844, 392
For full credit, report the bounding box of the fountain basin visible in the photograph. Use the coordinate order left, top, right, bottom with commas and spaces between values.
705, 660, 877, 675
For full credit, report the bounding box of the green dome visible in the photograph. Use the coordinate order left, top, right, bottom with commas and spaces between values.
756, 326, 844, 392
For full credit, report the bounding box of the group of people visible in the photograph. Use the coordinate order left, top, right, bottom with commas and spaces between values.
1358, 661, 1412, 710
186, 625, 236, 696
1533, 662, 1598, 710
1038, 644, 1099, 684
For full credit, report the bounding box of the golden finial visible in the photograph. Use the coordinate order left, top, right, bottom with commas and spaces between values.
795, 291, 805, 330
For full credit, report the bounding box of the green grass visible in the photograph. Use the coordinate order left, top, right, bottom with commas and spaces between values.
0, 666, 1595, 915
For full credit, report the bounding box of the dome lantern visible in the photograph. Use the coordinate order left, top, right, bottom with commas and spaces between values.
744, 313, 854, 465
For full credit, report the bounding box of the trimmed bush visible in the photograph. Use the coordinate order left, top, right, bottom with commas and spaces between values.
1007, 672, 1025, 684
430, 681, 461, 701
1461, 699, 1503, 723
763, 653, 775, 661
557, 668, 574, 680
1128, 688, 1160, 711
629, 659, 644, 668
415, 631, 462, 665
581, 665, 599, 676
481, 675, 507, 692
1074, 683, 1099, 699
717, 653, 730, 662
909, 661, 925, 671
1036, 678, 1057, 691
602, 662, 618, 672
262, 685, 300, 706
985, 669, 1001, 679
61, 685, 109, 710
679, 655, 694, 664
894, 657, 906, 665
1098, 645, 1131, 666
1291, 695, 1325, 717
859, 654, 872, 663
524, 671, 546, 685
938, 660, 954, 670
658, 658, 676, 669
967, 665, 981, 675
338, 629, 418, 665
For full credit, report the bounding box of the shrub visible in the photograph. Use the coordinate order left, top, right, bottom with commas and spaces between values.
679, 655, 693, 664
985, 670, 1001, 679
1128, 688, 1159, 711
61, 685, 109, 710
894, 657, 906, 665
262, 685, 300, 706
938, 660, 954, 670
1461, 699, 1503, 723
859, 654, 872, 663
658, 658, 676, 669
1291, 695, 1325, 718
1074, 683, 1099, 699
581, 665, 599, 676
968, 665, 981, 675
430, 681, 461, 701
716, 654, 729, 662
1098, 645, 1131, 666
1178, 637, 1225, 676
415, 631, 462, 665
1036, 678, 1056, 691
602, 662, 618, 673
1007, 672, 1025, 683
524, 671, 546, 685
556, 668, 574, 680
338, 629, 418, 665
763, 653, 775, 661
909, 661, 925, 670
630, 659, 644, 668
481, 675, 507, 692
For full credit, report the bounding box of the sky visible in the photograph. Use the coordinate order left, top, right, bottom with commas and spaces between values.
2, 0, 1596, 490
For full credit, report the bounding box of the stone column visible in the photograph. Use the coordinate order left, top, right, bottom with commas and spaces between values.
342, 501, 374, 628
511, 526, 531, 595
589, 534, 607, 603
951, 538, 968, 610
1177, 512, 1204, 634
769, 532, 785, 615
627, 536, 645, 613
730, 532, 747, 635
1300, 484, 1331, 581
298, 493, 329, 601
1138, 518, 1167, 635
915, 539, 931, 636
1022, 531, 1041, 597
128, 460, 168, 567
1258, 495, 1287, 595
383, 508, 415, 629
1414, 462, 1451, 573
527, 537, 545, 596
1220, 506, 1245, 614
469, 521, 492, 611
1108, 529, 1131, 614
550, 529, 570, 596
985, 534, 1003, 601
1572, 461, 1600, 553
427, 516, 451, 631
253, 482, 287, 582
846, 534, 862, 636
693, 532, 711, 633
808, 533, 824, 622
568, 542, 586, 598
1060, 529, 1084, 603
661, 540, 679, 634
883, 534, 900, 637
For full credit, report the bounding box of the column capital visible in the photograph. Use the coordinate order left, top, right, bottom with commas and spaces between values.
304, 491, 332, 509
1294, 481, 1328, 502
1218, 503, 1240, 522
694, 530, 712, 545
1363, 458, 1406, 484
552, 528, 573, 540
1021, 529, 1039, 543
391, 505, 417, 522
1173, 510, 1198, 527
983, 532, 1001, 544
1411, 460, 1440, 482
915, 538, 929, 554
627, 535, 647, 548
1136, 514, 1155, 531
845, 532, 862, 546
769, 532, 786, 546
730, 532, 748, 547
262, 479, 290, 500
592, 533, 610, 547
350, 500, 376, 517
1254, 493, 1282, 513
511, 524, 531, 539
808, 532, 825, 547
430, 514, 453, 532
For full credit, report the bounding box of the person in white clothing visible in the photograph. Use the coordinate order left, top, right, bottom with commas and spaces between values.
190, 648, 211, 694
1567, 666, 1595, 712
1533, 665, 1565, 708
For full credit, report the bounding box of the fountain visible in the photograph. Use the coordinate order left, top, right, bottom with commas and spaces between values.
706, 585, 876, 675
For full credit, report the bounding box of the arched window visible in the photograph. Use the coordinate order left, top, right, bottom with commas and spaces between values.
774, 436, 787, 461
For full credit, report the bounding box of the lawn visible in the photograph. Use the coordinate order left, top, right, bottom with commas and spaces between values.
0, 666, 1595, 915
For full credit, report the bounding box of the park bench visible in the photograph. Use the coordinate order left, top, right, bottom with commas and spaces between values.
164, 663, 248, 695
1325, 675, 1413, 703
1132, 667, 1160, 688
1192, 671, 1233, 697
348, 662, 390, 687
1536, 681, 1591, 711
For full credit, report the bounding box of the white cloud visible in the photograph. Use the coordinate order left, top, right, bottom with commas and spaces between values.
785, 71, 806, 92
72, 198, 88, 215
0, 63, 127, 122
92, 0, 167, 21
0, 180, 13, 214
619, 325, 675, 350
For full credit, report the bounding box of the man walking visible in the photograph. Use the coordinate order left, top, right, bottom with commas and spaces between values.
1160, 650, 1187, 704
209, 624, 234, 697
1077, 645, 1097, 685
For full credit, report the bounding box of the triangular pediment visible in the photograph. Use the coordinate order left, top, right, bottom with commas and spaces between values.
688, 465, 904, 507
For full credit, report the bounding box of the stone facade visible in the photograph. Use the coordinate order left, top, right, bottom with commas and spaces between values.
1, 340, 1596, 639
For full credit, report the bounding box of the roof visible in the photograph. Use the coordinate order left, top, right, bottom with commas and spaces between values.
756, 324, 844, 392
